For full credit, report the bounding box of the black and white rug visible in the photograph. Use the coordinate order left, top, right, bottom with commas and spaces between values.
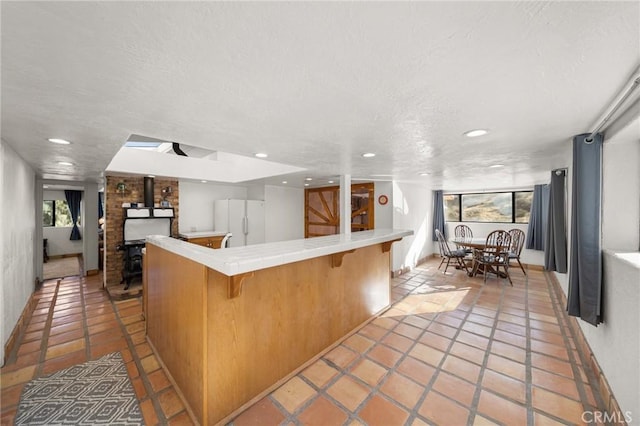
15, 352, 144, 425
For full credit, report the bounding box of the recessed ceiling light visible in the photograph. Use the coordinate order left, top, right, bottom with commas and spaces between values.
201, 180, 207, 183
148, 175, 155, 178
464, 129, 488, 138
48, 138, 71, 145
489, 164, 504, 168
419, 173, 430, 176
43, 185, 49, 189
305, 178, 313, 181
328, 180, 334, 184
255, 153, 268, 158
304, 183, 310, 187
362, 153, 376, 158
282, 181, 288, 184
57, 161, 73, 166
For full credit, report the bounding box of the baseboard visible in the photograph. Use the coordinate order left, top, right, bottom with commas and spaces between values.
392, 254, 439, 278
526, 263, 544, 271
47, 253, 81, 260
546, 272, 626, 422
85, 269, 99, 276
3, 286, 41, 366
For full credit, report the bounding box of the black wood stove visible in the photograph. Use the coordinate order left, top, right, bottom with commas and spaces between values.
117, 207, 173, 289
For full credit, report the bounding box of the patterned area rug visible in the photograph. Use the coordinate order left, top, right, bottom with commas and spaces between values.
15, 352, 144, 425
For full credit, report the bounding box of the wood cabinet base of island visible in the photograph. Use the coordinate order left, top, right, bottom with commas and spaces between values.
145, 242, 395, 425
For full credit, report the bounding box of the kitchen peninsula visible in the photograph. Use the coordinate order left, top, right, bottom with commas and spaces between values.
144, 229, 412, 425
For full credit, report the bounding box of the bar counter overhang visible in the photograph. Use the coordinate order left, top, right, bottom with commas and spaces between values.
144, 229, 412, 425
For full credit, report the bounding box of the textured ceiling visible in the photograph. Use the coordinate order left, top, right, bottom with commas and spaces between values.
1, 1, 639, 190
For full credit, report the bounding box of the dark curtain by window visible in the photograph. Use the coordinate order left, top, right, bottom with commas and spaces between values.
544, 171, 567, 272
65, 190, 82, 240
432, 190, 446, 241
98, 191, 104, 219
526, 184, 549, 250
567, 133, 603, 326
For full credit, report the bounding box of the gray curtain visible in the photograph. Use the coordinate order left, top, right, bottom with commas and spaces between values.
432, 190, 446, 241
98, 191, 104, 219
544, 171, 567, 272
64, 190, 82, 240
567, 133, 603, 326
526, 184, 549, 250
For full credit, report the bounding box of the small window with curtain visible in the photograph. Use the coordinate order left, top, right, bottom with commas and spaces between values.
42, 200, 77, 227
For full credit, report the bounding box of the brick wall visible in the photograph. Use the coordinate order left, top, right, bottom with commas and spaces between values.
104, 175, 179, 288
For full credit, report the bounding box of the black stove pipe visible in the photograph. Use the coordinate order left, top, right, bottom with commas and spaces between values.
144, 177, 154, 208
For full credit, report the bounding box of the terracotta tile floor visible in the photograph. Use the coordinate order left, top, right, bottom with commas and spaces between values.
0, 275, 189, 425
1, 259, 608, 425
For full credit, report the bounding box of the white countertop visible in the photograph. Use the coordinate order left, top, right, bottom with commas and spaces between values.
178, 231, 230, 239
147, 229, 412, 276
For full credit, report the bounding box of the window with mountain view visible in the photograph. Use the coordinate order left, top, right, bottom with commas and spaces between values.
444, 191, 533, 223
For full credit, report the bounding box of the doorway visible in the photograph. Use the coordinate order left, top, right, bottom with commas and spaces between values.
304, 182, 375, 237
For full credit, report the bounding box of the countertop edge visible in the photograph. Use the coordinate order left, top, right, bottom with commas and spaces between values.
147, 229, 412, 276
178, 231, 230, 239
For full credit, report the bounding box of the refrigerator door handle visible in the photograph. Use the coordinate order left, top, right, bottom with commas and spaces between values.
243, 216, 248, 235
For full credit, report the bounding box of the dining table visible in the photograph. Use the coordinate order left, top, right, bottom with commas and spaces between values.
450, 237, 510, 277
451, 237, 492, 251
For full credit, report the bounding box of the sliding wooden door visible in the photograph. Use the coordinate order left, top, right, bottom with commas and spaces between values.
305, 183, 375, 237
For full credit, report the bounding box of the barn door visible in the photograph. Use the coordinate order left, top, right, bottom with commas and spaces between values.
305, 183, 375, 238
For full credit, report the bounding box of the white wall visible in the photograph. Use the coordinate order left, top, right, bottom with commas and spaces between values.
1, 139, 36, 364
43, 227, 83, 256
247, 184, 265, 201
585, 251, 640, 416
82, 182, 100, 272
178, 181, 248, 232
602, 137, 640, 251
42, 190, 83, 256
578, 133, 640, 416
374, 181, 393, 229
444, 221, 545, 267
391, 182, 432, 274
557, 131, 640, 417
264, 185, 304, 242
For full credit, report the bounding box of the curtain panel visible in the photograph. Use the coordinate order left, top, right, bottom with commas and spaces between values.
567, 133, 603, 326
98, 191, 104, 219
65, 190, 82, 240
432, 190, 446, 241
526, 184, 549, 250
544, 171, 567, 272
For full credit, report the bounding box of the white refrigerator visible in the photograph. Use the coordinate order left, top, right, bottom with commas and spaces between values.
214, 199, 265, 247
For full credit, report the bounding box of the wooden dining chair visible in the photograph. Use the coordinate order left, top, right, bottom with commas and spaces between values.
454, 224, 473, 254
508, 229, 527, 275
435, 229, 470, 274
454, 224, 473, 240
472, 230, 512, 285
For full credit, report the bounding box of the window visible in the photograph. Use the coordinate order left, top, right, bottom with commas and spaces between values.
462, 193, 512, 222
444, 194, 460, 222
42, 200, 76, 227
444, 191, 533, 223
514, 192, 533, 223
